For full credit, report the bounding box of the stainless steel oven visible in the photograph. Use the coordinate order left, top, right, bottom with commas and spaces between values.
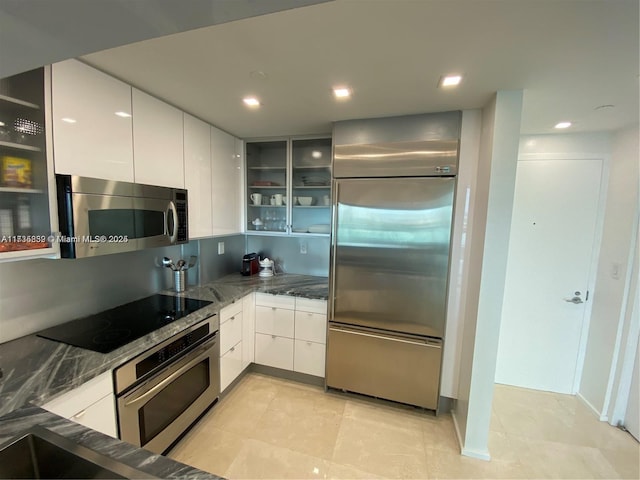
114, 316, 219, 454
56, 174, 188, 258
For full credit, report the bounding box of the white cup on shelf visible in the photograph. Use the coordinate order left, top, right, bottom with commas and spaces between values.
250, 193, 262, 206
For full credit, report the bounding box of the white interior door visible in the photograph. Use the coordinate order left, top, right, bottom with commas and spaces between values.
624, 325, 640, 440
496, 159, 603, 394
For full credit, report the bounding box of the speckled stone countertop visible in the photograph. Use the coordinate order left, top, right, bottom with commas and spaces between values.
174, 272, 329, 303
0, 273, 327, 417
0, 273, 326, 479
0, 406, 218, 479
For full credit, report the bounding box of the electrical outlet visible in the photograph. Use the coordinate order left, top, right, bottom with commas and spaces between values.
300, 241, 307, 255
218, 241, 225, 255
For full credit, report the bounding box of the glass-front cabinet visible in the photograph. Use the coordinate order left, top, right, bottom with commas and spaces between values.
0, 67, 58, 260
246, 140, 288, 233
245, 137, 331, 235
291, 138, 331, 234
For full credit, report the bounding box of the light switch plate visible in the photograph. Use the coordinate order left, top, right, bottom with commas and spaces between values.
218, 241, 225, 255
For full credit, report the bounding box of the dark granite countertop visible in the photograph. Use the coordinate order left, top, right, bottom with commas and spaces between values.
0, 273, 327, 479
0, 406, 219, 479
0, 273, 327, 416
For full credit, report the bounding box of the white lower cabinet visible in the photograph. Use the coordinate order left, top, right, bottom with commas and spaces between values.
255, 333, 294, 370
219, 300, 243, 392
294, 339, 326, 377
242, 293, 255, 369
220, 341, 243, 392
42, 370, 117, 438
254, 294, 327, 378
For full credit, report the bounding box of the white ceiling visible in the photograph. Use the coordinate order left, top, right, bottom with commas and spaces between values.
81, 0, 639, 139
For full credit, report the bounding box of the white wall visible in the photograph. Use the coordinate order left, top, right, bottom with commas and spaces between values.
452, 90, 523, 459
580, 125, 640, 418
441, 109, 482, 398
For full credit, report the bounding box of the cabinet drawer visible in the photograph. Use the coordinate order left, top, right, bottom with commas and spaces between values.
220, 311, 243, 354
255, 293, 295, 310
294, 340, 326, 377
42, 370, 113, 419
255, 333, 294, 370
294, 311, 327, 344
295, 298, 327, 314
220, 301, 243, 323
255, 306, 294, 338
220, 340, 243, 392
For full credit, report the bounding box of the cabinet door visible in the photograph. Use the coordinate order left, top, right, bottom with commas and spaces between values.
132, 89, 184, 188
291, 138, 332, 235
220, 311, 242, 354
52, 59, 134, 182
294, 340, 326, 377
245, 140, 287, 233
0, 66, 59, 260
294, 311, 327, 344
71, 394, 118, 438
184, 114, 212, 239
255, 305, 294, 338
242, 293, 255, 368
211, 126, 242, 235
42, 371, 117, 438
220, 340, 243, 392
255, 333, 293, 370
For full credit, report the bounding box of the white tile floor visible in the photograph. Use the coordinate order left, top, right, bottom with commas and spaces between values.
167, 373, 640, 479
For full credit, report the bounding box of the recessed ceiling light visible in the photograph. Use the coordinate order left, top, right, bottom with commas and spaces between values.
554, 122, 572, 129
243, 97, 261, 107
333, 87, 352, 99
61, 117, 77, 124
439, 75, 463, 88
115, 111, 132, 118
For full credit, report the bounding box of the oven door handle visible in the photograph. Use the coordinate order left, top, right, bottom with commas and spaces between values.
124, 339, 215, 407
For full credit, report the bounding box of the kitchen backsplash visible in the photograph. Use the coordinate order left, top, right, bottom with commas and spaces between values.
247, 235, 330, 277
0, 233, 327, 344
198, 234, 246, 283
0, 235, 239, 344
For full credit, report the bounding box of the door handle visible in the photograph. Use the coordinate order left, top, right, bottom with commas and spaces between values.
564, 296, 584, 304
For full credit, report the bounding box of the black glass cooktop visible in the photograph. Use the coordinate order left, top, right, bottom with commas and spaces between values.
37, 294, 213, 353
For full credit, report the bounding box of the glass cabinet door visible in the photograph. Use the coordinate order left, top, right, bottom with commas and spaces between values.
0, 67, 56, 258
246, 140, 287, 233
291, 138, 331, 234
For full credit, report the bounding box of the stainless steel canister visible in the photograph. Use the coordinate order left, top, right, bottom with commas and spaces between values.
174, 270, 185, 292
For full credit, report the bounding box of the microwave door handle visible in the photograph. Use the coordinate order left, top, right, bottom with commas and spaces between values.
167, 201, 178, 243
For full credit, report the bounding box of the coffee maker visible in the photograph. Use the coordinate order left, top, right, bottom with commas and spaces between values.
242, 253, 260, 276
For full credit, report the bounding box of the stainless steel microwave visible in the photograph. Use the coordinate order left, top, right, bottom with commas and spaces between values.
56, 175, 188, 258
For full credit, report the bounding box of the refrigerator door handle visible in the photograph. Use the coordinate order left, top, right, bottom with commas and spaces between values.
329, 181, 339, 320
329, 325, 442, 348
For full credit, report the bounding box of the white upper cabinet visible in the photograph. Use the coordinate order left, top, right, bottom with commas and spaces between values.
184, 114, 212, 239
52, 59, 134, 182
211, 126, 242, 235
132, 89, 184, 188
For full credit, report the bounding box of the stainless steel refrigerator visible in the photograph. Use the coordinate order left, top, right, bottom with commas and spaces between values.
326, 113, 460, 410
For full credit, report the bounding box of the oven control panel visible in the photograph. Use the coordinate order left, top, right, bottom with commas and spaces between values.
136, 324, 209, 379
114, 314, 219, 395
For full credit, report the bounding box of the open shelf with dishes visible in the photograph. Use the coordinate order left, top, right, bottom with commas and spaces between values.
0, 67, 57, 257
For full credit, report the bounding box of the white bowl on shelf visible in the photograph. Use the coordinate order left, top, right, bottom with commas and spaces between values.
297, 196, 313, 206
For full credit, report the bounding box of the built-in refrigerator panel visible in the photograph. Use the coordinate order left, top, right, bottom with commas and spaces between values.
330, 176, 455, 338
